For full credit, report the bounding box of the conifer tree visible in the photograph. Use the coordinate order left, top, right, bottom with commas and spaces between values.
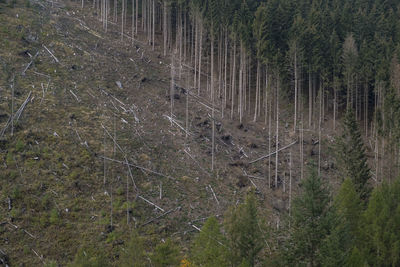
361, 179, 400, 266
336, 109, 371, 201
320, 179, 362, 266
119, 230, 147, 266
284, 165, 334, 267
225, 191, 264, 267
151, 239, 180, 267
191, 217, 229, 266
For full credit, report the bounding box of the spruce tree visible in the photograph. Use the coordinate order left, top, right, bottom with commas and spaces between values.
285, 165, 334, 267
320, 179, 362, 266
191, 217, 229, 266
151, 239, 180, 267
361, 179, 400, 266
119, 230, 147, 266
225, 191, 264, 267
336, 108, 371, 201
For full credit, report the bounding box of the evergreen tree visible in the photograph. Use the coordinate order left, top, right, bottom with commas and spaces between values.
360, 179, 400, 266
119, 230, 147, 266
68, 247, 108, 267
284, 165, 334, 267
191, 217, 229, 266
151, 239, 180, 267
336, 109, 371, 201
225, 191, 264, 267
320, 179, 362, 266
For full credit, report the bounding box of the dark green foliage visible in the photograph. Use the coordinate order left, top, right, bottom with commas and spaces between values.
320, 179, 362, 266
119, 230, 147, 266
336, 109, 371, 201
360, 179, 400, 266
285, 165, 334, 267
151, 239, 180, 267
191, 217, 229, 266
68, 247, 108, 267
225, 191, 264, 266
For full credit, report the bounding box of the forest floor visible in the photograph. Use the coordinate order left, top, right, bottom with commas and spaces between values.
0, 0, 339, 265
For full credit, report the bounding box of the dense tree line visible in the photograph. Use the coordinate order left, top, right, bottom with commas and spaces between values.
90, 0, 400, 181
70, 171, 400, 266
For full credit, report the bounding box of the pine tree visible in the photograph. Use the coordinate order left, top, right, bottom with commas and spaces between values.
191, 217, 229, 266
151, 239, 180, 267
336, 108, 371, 201
225, 191, 264, 266
285, 164, 334, 267
320, 179, 362, 266
361, 179, 400, 266
119, 230, 147, 266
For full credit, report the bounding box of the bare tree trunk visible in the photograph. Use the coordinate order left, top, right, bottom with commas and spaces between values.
308, 71, 312, 128
294, 52, 298, 131
121, 0, 125, 40
170, 51, 175, 123
254, 60, 260, 122
223, 27, 228, 118
131, 0, 135, 45
333, 76, 337, 130
275, 74, 280, 188
211, 32, 215, 171
231, 37, 236, 119
193, 14, 198, 92
135, 0, 138, 34
152, 0, 155, 50
198, 21, 203, 95
10, 75, 14, 136
318, 84, 322, 176
289, 149, 292, 215
163, 1, 167, 56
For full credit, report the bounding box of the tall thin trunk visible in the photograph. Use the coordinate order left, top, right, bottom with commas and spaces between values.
308, 71, 312, 128
231, 37, 236, 119
275, 74, 280, 188
163, 1, 167, 56
294, 52, 298, 131
211, 32, 215, 171
152, 0, 155, 50
198, 21, 203, 95
254, 60, 260, 122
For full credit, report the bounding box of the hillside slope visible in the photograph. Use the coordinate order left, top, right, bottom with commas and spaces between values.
0, 0, 337, 265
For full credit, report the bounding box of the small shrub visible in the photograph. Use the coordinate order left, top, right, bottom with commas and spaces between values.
15, 140, 24, 152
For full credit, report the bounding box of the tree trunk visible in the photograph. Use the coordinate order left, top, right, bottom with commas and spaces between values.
275, 74, 280, 188
211, 31, 215, 171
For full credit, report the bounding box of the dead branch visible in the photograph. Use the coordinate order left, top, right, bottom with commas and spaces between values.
183, 148, 211, 177
101, 156, 176, 180
138, 195, 164, 212
208, 185, 219, 205
0, 91, 32, 138
69, 89, 80, 102
248, 140, 298, 164
21, 51, 40, 76
190, 224, 228, 248
164, 114, 191, 136
141, 207, 180, 227
42, 44, 59, 63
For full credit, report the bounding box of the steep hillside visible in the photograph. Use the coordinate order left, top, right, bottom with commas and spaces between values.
0, 0, 339, 265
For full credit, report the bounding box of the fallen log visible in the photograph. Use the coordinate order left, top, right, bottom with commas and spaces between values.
248, 140, 298, 164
